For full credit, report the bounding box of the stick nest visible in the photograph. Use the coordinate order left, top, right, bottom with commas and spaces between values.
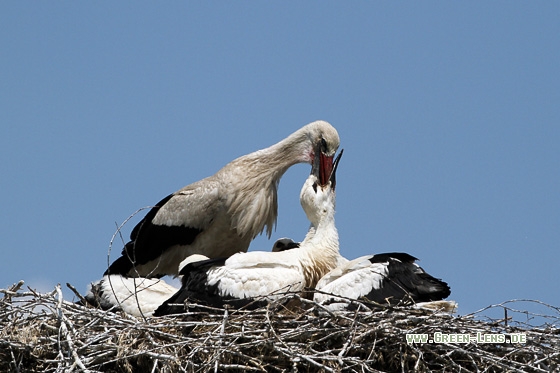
1, 281, 559, 373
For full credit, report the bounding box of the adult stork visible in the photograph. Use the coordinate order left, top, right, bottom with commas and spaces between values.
105, 120, 340, 278
314, 252, 453, 311
153, 148, 343, 315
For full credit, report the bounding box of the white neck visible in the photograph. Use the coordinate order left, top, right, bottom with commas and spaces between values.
298, 203, 340, 288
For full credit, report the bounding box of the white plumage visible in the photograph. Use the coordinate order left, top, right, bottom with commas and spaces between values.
154, 149, 343, 315
85, 275, 178, 317
314, 255, 381, 302
106, 120, 340, 278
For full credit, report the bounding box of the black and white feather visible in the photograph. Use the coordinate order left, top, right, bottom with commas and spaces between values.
314, 252, 452, 310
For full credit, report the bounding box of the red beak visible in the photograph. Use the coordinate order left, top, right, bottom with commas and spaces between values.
319, 152, 334, 186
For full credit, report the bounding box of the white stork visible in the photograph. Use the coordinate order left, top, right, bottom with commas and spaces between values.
153, 148, 343, 315
106, 120, 340, 278
314, 252, 453, 311
85, 276, 178, 317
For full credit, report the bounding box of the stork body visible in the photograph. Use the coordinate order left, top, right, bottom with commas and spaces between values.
154, 149, 343, 315
106, 120, 339, 278
314, 252, 451, 310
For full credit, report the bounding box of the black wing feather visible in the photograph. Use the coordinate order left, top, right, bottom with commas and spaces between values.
368, 252, 418, 264
105, 194, 203, 276
365, 253, 450, 305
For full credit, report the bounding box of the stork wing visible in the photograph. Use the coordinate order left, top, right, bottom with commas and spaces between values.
106, 179, 222, 276
315, 253, 449, 307
315, 256, 386, 301
364, 256, 451, 304
154, 252, 303, 315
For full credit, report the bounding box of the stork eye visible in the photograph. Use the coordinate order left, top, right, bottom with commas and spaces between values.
321, 138, 327, 152
312, 182, 318, 193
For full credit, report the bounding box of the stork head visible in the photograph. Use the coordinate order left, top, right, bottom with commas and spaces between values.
271, 237, 300, 252
300, 148, 343, 225
299, 121, 339, 184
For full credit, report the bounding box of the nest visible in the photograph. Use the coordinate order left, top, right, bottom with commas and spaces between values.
1, 280, 559, 373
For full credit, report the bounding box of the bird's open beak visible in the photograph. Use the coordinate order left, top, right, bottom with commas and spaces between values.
312, 145, 343, 189
319, 152, 333, 187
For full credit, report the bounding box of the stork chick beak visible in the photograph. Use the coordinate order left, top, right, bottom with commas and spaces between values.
329, 149, 343, 191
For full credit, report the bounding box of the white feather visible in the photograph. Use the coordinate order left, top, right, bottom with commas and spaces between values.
314, 256, 388, 304
87, 275, 178, 317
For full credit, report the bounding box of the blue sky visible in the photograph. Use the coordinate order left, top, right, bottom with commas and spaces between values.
1, 3, 558, 319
